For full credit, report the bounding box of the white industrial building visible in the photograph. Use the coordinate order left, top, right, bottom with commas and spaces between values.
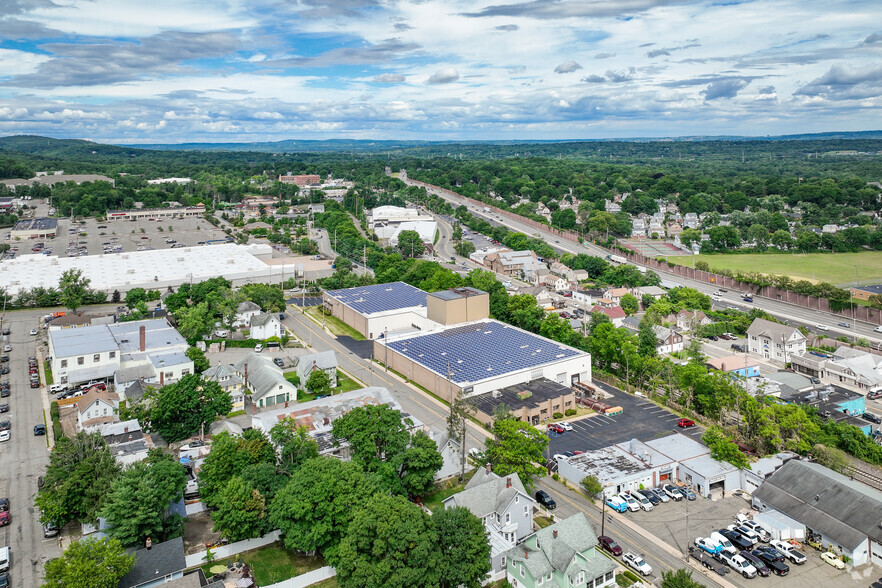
48, 319, 192, 388
368, 205, 437, 245
0, 243, 303, 296
323, 281, 437, 340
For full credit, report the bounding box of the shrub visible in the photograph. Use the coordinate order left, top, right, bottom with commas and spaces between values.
565, 408, 577, 416
553, 412, 564, 419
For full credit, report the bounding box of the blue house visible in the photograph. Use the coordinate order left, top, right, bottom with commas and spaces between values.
706, 355, 761, 378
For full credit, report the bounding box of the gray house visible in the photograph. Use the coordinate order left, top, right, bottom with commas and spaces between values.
503, 513, 617, 588
117, 536, 185, 588
443, 466, 535, 582
233, 352, 296, 408
295, 350, 338, 387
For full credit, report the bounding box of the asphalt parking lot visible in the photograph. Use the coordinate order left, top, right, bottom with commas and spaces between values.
623, 494, 874, 588
549, 382, 704, 455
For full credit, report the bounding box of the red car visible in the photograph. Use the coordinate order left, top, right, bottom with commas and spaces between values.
0, 511, 9, 526
547, 423, 565, 434
598, 535, 623, 556
677, 418, 695, 428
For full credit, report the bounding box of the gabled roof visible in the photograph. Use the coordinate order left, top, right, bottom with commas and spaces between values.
296, 350, 337, 373
747, 318, 804, 343
591, 305, 625, 320
118, 536, 186, 588
754, 460, 882, 549
250, 313, 279, 327
237, 300, 261, 313
77, 389, 118, 415
443, 468, 529, 518
124, 380, 148, 403
202, 364, 243, 387
233, 352, 296, 402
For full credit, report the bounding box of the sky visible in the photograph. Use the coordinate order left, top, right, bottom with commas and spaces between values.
0, 0, 880, 143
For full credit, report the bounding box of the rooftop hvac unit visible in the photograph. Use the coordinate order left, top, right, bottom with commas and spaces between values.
127, 269, 135, 274
492, 390, 501, 398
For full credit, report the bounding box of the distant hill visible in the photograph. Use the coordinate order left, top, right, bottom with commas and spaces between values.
0, 135, 144, 158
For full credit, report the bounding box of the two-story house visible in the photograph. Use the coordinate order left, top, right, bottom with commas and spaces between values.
76, 389, 120, 431
443, 466, 535, 582
503, 513, 616, 588
295, 350, 338, 388
603, 288, 629, 305
250, 313, 283, 340
747, 318, 807, 363
234, 300, 262, 328
202, 364, 246, 410
233, 352, 296, 408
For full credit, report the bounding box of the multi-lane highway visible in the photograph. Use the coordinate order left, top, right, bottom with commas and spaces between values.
405, 178, 882, 345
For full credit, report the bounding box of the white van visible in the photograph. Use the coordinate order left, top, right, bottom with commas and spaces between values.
0, 546, 9, 572
709, 531, 737, 555
214, 329, 229, 338
254, 343, 264, 353
631, 491, 654, 511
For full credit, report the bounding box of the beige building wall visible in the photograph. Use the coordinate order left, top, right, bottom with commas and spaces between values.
427, 291, 490, 325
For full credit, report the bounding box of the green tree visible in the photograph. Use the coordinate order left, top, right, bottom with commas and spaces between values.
270, 457, 378, 558
36, 432, 121, 527
812, 443, 850, 474
305, 369, 332, 397
331, 404, 412, 474
452, 224, 462, 241
638, 320, 658, 357
212, 476, 266, 541
269, 417, 320, 471
434, 506, 492, 588
99, 454, 187, 547
620, 293, 639, 316
701, 427, 749, 469
174, 301, 213, 342
143, 374, 232, 443
770, 229, 794, 250
580, 474, 603, 498
454, 240, 476, 257
124, 287, 147, 309
397, 229, 424, 259
58, 268, 91, 314
333, 494, 440, 588
399, 429, 444, 497
198, 430, 277, 508
661, 568, 703, 588
483, 418, 548, 490
185, 346, 210, 374
42, 536, 134, 588
241, 283, 286, 312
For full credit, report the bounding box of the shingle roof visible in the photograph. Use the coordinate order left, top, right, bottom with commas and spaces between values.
233, 352, 296, 402
118, 536, 185, 588
250, 313, 278, 327
443, 468, 528, 518
747, 318, 803, 342
237, 300, 261, 313
295, 350, 338, 381
754, 460, 882, 549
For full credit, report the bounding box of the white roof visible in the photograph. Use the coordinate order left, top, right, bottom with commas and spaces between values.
0, 243, 299, 295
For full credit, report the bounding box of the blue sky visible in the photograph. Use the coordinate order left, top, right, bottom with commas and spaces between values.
0, 0, 880, 143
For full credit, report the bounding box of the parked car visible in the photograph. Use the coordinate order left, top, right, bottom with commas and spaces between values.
555, 421, 574, 431
33, 424, 46, 436
623, 552, 652, 576
43, 521, 60, 538
869, 390, 882, 400
651, 487, 670, 503
605, 496, 628, 513
684, 488, 697, 500
663, 484, 683, 501
0, 431, 9, 442
547, 423, 565, 434
273, 358, 285, 368
739, 550, 770, 577
535, 490, 556, 510
694, 537, 722, 555
0, 512, 8, 527
821, 551, 846, 570
727, 524, 760, 545
770, 540, 807, 564
677, 418, 695, 428
49, 383, 66, 393
862, 412, 882, 425
630, 491, 653, 511
0, 405, 7, 414
619, 493, 640, 512
598, 536, 623, 556
29, 329, 37, 336
706, 335, 719, 341
719, 528, 753, 551
736, 518, 771, 542
731, 344, 746, 352
639, 489, 659, 506
709, 531, 738, 554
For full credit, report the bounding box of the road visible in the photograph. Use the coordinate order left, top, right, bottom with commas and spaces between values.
279, 308, 491, 451
404, 178, 882, 345
535, 477, 728, 588
0, 309, 64, 588
309, 227, 374, 276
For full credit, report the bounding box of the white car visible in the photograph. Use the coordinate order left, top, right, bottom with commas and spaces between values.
631, 491, 653, 511
816, 324, 829, 331
553, 454, 569, 462
821, 551, 845, 570
619, 493, 640, 512
1, 345, 9, 352
623, 552, 652, 576
29, 329, 37, 336
0, 431, 9, 442
694, 537, 721, 554
727, 524, 760, 545
713, 291, 724, 296
556, 421, 573, 431
712, 296, 721, 301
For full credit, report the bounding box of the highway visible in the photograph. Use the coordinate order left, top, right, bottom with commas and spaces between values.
404, 178, 882, 346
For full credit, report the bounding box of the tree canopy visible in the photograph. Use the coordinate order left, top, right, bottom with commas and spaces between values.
42, 537, 134, 588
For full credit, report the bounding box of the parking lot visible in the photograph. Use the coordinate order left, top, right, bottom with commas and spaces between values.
4, 213, 230, 260
622, 493, 876, 588
549, 382, 704, 455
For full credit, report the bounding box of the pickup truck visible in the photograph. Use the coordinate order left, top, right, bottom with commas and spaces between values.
717, 551, 758, 578
770, 540, 807, 565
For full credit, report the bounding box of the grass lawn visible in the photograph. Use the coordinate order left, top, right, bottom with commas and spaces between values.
306, 578, 337, 588
332, 372, 361, 394
422, 470, 478, 512
43, 360, 53, 385
663, 251, 882, 286
534, 516, 555, 529
199, 543, 325, 586
305, 306, 365, 340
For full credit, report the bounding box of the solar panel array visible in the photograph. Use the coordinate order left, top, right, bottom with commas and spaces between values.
386, 320, 584, 384
325, 281, 427, 315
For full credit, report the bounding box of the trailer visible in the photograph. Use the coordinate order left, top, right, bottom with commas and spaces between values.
607, 254, 627, 265
689, 547, 731, 577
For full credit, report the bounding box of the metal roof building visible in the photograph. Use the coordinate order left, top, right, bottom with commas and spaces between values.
753, 459, 882, 566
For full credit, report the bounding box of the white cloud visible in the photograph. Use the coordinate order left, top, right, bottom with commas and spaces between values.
427, 67, 460, 84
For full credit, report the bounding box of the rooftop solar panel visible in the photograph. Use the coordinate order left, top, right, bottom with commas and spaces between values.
386, 320, 585, 384
325, 281, 427, 315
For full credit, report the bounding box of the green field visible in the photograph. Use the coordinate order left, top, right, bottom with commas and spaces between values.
663, 251, 882, 286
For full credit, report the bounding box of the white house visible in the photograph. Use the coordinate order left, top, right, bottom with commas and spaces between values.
234, 300, 262, 328
77, 389, 120, 431
233, 352, 296, 408
250, 313, 283, 340
295, 350, 338, 387
747, 318, 807, 363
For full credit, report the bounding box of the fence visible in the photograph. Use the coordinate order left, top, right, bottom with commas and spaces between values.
184, 530, 281, 568
262, 566, 336, 588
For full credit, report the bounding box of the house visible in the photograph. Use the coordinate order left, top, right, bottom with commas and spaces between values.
250, 313, 282, 340
202, 364, 246, 410
666, 221, 683, 238
502, 513, 617, 588
233, 352, 296, 408
99, 419, 152, 465
516, 286, 553, 306
572, 269, 589, 282
234, 300, 262, 328
485, 250, 546, 278
525, 267, 551, 287
427, 428, 471, 481
635, 286, 667, 300
819, 348, 882, 395
747, 318, 806, 363
631, 218, 646, 238
540, 274, 568, 292
118, 536, 186, 588
603, 288, 629, 305
753, 460, 882, 566
706, 355, 761, 378
673, 309, 713, 332
850, 284, 882, 302
590, 305, 626, 327
683, 212, 699, 229
295, 350, 338, 388
443, 466, 535, 582
549, 262, 575, 281
76, 389, 120, 431
622, 319, 684, 354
